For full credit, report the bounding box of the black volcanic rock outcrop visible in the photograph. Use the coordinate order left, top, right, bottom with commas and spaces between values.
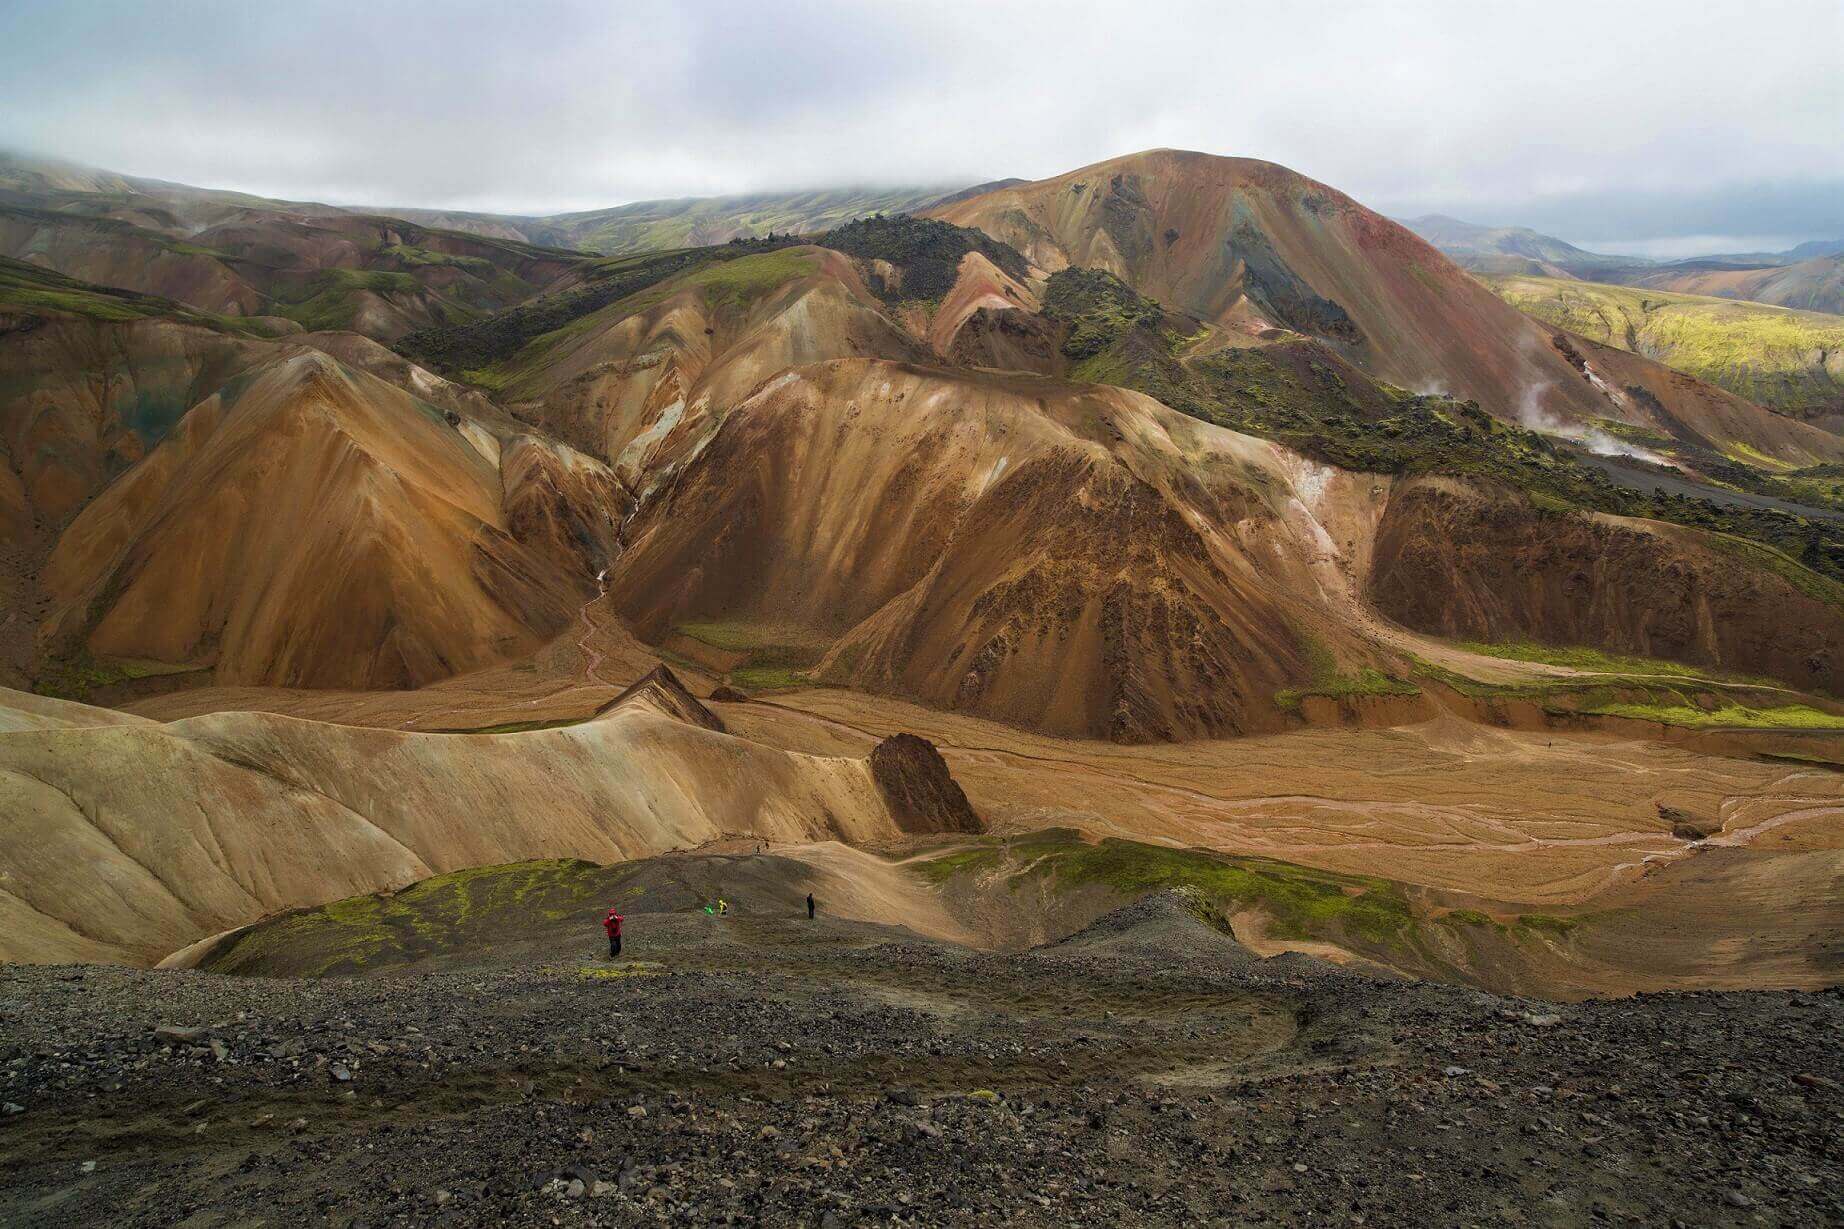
870, 733, 983, 834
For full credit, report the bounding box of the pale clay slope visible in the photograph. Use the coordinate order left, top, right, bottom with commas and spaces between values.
0, 684, 923, 966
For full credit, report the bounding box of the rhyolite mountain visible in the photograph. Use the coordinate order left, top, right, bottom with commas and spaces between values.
3, 146, 1843, 983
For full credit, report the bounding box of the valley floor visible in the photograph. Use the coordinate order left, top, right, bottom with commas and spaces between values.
112, 597, 1844, 997
2, 900, 1839, 1226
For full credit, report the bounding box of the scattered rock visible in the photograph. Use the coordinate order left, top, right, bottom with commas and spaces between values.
153, 1025, 209, 1045
2, 1102, 22, 1116
329, 1063, 352, 1082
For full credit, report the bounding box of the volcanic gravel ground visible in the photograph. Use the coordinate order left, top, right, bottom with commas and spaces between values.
1, 903, 1840, 1226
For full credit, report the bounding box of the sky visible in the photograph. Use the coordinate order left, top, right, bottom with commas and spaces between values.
1, 0, 1839, 256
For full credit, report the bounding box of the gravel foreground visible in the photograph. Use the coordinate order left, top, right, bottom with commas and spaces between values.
1, 899, 1840, 1227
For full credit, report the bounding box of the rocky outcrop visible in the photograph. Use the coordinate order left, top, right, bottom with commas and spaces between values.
601, 665, 725, 732
870, 733, 983, 835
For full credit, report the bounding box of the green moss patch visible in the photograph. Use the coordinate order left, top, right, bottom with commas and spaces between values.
0, 255, 274, 336
32, 651, 200, 702
204, 859, 634, 977
1274, 642, 1419, 713
671, 249, 817, 311
273, 268, 423, 332
1582, 701, 1844, 730
1454, 639, 1774, 686
915, 832, 1413, 947
1438, 908, 1504, 931
1484, 273, 1844, 420
397, 237, 802, 382
819, 213, 1028, 303
675, 620, 828, 692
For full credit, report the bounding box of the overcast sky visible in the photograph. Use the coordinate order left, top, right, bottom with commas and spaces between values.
2, 0, 1839, 255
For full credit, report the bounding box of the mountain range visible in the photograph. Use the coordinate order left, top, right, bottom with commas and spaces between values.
2, 145, 1842, 1012
1402, 210, 1844, 314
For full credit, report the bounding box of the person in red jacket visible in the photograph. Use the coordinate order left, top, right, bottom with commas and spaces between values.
603, 908, 623, 958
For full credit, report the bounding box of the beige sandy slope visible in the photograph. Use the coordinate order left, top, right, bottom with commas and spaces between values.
0, 677, 961, 965
0, 688, 155, 733
931, 149, 1844, 467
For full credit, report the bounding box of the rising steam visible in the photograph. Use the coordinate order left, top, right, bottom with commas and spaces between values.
1514, 380, 1667, 465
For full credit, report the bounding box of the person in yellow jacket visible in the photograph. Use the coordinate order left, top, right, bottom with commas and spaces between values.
717, 898, 729, 916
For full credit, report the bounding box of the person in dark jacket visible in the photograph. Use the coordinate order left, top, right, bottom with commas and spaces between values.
806, 892, 816, 920
603, 909, 623, 958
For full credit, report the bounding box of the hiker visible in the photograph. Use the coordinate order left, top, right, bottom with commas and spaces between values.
603, 908, 624, 958
807, 892, 816, 920
717, 898, 729, 916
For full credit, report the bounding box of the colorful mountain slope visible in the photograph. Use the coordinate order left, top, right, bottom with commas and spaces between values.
37, 350, 611, 689
1619, 252, 1844, 317
929, 150, 1844, 469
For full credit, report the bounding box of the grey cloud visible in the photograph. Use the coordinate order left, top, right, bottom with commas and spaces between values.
0, 0, 1838, 252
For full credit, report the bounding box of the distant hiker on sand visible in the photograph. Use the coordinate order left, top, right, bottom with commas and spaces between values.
717, 898, 729, 916
807, 893, 816, 920
603, 908, 623, 958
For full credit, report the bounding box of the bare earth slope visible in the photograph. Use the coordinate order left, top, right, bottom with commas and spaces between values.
37, 350, 600, 688
607, 358, 1395, 740
1368, 477, 1844, 695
